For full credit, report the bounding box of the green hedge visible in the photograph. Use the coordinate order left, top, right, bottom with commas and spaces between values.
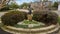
33, 11, 58, 25
1, 11, 27, 26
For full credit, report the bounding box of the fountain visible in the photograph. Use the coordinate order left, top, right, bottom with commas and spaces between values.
1, 0, 59, 34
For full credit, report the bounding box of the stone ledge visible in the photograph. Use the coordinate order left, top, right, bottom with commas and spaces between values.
1, 24, 59, 34
3, 25, 57, 31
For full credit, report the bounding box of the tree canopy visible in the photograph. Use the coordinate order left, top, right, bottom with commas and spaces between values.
9, 2, 19, 9
52, 2, 58, 8
20, 3, 29, 9
0, 0, 12, 9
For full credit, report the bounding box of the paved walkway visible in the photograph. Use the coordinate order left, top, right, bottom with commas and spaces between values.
0, 9, 29, 17
0, 28, 12, 34
53, 10, 60, 16
0, 12, 7, 17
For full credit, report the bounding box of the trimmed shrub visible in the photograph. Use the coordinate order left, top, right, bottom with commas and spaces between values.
0, 6, 11, 11
1, 11, 27, 26
33, 11, 58, 25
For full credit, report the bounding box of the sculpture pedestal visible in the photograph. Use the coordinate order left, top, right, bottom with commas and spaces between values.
27, 14, 33, 21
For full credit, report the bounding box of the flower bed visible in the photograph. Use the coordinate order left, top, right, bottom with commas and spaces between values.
14, 20, 45, 28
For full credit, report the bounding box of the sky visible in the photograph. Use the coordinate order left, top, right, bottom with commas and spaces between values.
15, 0, 34, 5
15, 0, 59, 5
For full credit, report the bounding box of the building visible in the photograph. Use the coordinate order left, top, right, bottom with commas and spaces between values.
31, 0, 52, 11
58, 2, 60, 11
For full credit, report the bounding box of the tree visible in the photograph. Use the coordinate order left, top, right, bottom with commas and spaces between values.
0, 0, 12, 9
20, 3, 29, 9
9, 2, 19, 9
52, 2, 58, 9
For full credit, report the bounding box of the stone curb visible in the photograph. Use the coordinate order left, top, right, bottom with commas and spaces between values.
1, 24, 59, 34
2, 25, 57, 31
